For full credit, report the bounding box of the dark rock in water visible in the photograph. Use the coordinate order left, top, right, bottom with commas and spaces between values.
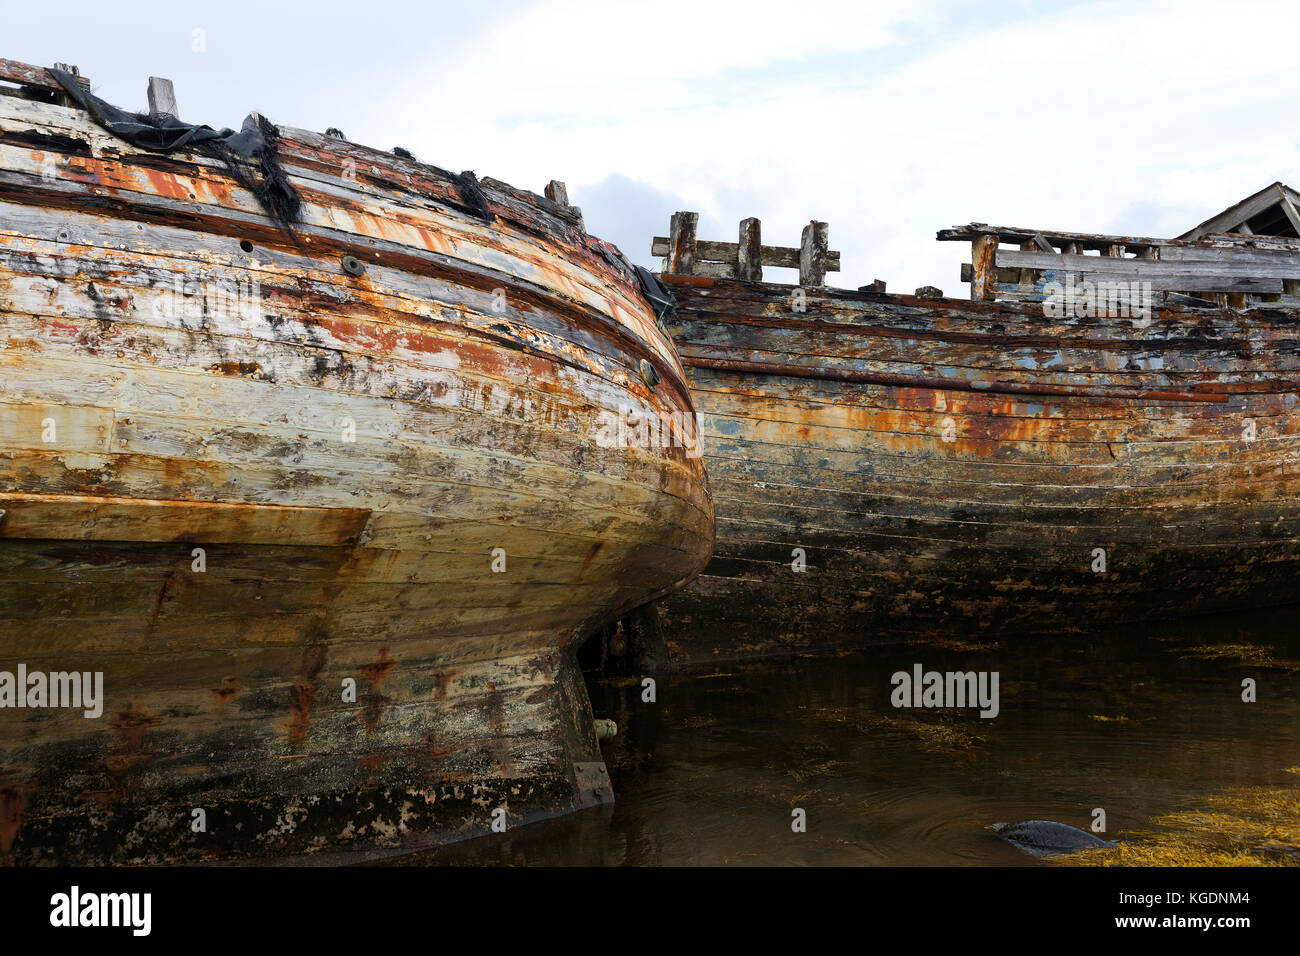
988, 820, 1117, 857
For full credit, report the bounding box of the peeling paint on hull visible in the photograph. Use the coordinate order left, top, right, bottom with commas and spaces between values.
0, 87, 713, 863
656, 275, 1300, 661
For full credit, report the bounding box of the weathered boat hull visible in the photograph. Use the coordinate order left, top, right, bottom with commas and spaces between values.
657, 275, 1300, 660
0, 70, 712, 863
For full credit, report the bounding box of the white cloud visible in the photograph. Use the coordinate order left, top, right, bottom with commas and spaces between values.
377, 0, 1300, 291
12, 0, 1298, 291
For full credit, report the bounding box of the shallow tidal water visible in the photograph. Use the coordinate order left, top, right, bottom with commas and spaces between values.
392, 607, 1300, 866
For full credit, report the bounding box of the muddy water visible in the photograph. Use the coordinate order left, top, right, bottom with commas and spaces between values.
394, 606, 1300, 866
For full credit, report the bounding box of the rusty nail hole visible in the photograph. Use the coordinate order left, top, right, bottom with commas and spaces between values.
239, 240, 254, 253
638, 359, 660, 390
341, 256, 365, 277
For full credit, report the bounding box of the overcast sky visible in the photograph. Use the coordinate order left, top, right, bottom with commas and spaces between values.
8, 0, 1300, 290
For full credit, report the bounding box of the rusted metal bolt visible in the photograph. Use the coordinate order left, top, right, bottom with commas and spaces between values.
639, 359, 660, 390
341, 255, 365, 277
594, 718, 618, 741
609, 622, 628, 657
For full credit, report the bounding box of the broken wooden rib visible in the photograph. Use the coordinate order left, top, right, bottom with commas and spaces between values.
653, 272, 1300, 662
0, 59, 713, 864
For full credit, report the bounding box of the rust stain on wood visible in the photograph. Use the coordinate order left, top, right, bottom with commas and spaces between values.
288, 643, 328, 748
210, 678, 240, 705
0, 785, 26, 857
109, 708, 163, 751
359, 647, 395, 733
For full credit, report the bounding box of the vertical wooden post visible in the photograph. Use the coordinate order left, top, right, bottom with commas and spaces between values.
1017, 240, 1038, 290
799, 220, 828, 287
147, 77, 179, 122
1105, 243, 1126, 258
970, 234, 998, 301
544, 180, 569, 206
667, 211, 698, 276
737, 217, 762, 282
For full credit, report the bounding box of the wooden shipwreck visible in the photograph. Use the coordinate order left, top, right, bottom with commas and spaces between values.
0, 59, 713, 863
651, 209, 1300, 661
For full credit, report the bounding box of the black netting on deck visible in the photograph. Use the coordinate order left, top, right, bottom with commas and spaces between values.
49, 68, 302, 231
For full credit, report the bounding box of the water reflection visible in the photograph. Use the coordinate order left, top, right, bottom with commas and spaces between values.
392, 606, 1300, 866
